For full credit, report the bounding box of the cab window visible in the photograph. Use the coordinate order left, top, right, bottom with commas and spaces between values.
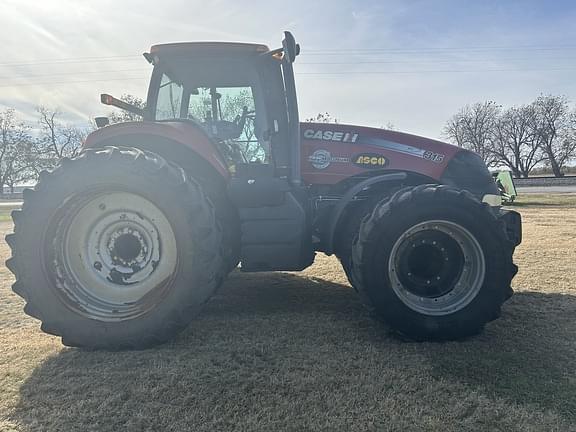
156, 74, 184, 120
187, 86, 267, 163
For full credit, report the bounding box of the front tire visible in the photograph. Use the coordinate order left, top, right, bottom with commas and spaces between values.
351, 185, 517, 341
6, 147, 225, 349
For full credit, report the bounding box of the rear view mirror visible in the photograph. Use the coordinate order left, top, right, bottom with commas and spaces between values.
282, 31, 300, 63
94, 117, 110, 128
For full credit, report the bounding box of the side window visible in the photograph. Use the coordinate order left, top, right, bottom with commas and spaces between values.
188, 87, 269, 164
187, 88, 212, 122
156, 74, 183, 120
225, 87, 266, 164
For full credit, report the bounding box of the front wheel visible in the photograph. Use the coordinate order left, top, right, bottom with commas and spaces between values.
6, 147, 225, 349
351, 185, 518, 341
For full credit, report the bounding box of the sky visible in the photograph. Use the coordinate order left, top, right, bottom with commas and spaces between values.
1, 0, 576, 140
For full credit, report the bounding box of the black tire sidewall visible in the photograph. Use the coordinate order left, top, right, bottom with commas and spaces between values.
356, 191, 510, 339
15, 148, 223, 347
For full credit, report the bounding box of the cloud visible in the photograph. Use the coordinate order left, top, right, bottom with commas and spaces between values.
1, 0, 575, 139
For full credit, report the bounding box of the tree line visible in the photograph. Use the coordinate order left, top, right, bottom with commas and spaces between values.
444, 95, 576, 177
0, 107, 88, 194
0, 94, 147, 195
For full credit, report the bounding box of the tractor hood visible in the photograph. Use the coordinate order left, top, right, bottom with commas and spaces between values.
300, 123, 463, 185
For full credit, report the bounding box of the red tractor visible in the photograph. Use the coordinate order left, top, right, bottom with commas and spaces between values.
6, 33, 521, 349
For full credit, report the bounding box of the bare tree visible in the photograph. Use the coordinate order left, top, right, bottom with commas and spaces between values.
37, 107, 86, 168
107, 94, 146, 124
531, 95, 576, 177
444, 101, 501, 167
492, 105, 545, 178
0, 109, 37, 195
305, 112, 339, 123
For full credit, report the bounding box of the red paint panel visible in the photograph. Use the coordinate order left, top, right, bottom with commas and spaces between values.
300, 123, 461, 185
85, 121, 462, 186
85, 121, 229, 178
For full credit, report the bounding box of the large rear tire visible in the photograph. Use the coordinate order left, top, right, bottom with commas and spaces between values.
6, 147, 225, 349
351, 184, 517, 341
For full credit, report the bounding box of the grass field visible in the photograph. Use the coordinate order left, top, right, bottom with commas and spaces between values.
1, 195, 575, 431
0, 207, 19, 222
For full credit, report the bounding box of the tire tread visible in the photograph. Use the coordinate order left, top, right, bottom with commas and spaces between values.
6, 146, 226, 350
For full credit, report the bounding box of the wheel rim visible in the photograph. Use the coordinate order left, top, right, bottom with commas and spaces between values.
388, 220, 485, 316
55, 191, 178, 321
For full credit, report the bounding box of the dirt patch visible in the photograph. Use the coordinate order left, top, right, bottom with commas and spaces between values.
1, 203, 575, 431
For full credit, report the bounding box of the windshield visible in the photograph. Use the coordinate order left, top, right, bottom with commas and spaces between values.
188, 87, 253, 122
156, 74, 254, 122
154, 71, 267, 163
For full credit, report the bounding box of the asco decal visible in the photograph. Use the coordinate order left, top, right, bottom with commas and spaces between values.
308, 149, 350, 170
353, 153, 388, 169
303, 129, 359, 143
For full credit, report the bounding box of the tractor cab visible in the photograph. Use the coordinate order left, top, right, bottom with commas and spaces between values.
142, 33, 301, 185
137, 33, 312, 271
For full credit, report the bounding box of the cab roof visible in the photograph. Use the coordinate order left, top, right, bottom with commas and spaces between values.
149, 42, 270, 58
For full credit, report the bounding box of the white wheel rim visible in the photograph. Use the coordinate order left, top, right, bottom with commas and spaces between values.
388, 220, 486, 316
57, 191, 178, 321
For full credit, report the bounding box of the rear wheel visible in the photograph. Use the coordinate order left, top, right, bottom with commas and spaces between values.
351, 184, 517, 341
6, 147, 225, 349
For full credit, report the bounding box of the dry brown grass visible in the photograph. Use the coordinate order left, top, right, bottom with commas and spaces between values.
1, 197, 576, 431
0, 210, 15, 223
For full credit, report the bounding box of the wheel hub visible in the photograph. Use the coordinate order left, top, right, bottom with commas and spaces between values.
396, 230, 464, 298
56, 191, 178, 321
86, 210, 161, 287
110, 231, 145, 265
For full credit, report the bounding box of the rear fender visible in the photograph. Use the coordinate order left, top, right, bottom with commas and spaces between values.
84, 121, 229, 179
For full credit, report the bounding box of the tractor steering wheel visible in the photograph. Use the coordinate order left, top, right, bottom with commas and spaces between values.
202, 107, 255, 141
233, 106, 255, 133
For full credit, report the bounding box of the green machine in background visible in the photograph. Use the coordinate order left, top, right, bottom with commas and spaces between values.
492, 171, 518, 204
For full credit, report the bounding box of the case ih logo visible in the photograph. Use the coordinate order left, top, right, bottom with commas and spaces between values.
303, 129, 359, 143
308, 149, 350, 169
